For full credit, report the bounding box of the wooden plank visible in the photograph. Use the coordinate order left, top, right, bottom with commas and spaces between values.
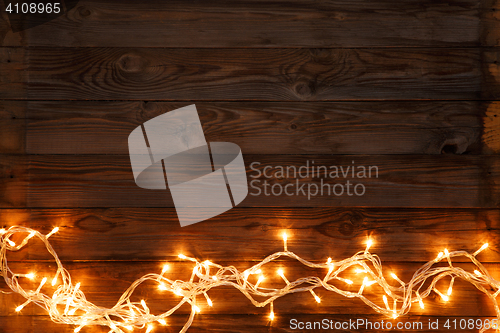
21, 48, 487, 101
0, 48, 26, 99
0, 155, 26, 207
0, 261, 499, 317
0, 101, 25, 154
0, 208, 498, 262
5, 0, 488, 48
22, 101, 482, 155
1, 315, 497, 333
6, 154, 496, 208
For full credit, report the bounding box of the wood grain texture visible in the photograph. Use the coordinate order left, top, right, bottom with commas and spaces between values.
0, 0, 488, 48
16, 48, 492, 101
1, 208, 498, 262
0, 154, 493, 208
20, 101, 482, 155
0, 261, 499, 317
0, 48, 26, 99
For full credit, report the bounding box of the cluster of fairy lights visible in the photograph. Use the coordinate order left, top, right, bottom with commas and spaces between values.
1, 226, 499, 333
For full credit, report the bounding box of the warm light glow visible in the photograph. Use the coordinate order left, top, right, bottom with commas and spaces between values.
2, 225, 500, 333
282, 232, 287, 242
0, 228, 5, 235
474, 243, 489, 256
46, 227, 59, 239
383, 295, 390, 310
366, 239, 373, 251
7, 239, 15, 247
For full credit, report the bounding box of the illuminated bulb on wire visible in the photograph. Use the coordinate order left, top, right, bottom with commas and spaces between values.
145, 324, 153, 333
161, 264, 169, 275
26, 273, 35, 280
7, 239, 15, 247
158, 319, 167, 326
178, 254, 187, 260
27, 231, 36, 239
141, 300, 149, 313
0, 228, 5, 235
309, 289, 321, 303
282, 232, 288, 251
36, 277, 47, 293
255, 275, 265, 289
193, 305, 201, 313
419, 299, 425, 309
277, 269, 290, 284
365, 239, 373, 252
474, 243, 489, 256
269, 302, 275, 321
447, 278, 454, 296
158, 283, 167, 291
444, 249, 449, 257
382, 295, 390, 310
355, 268, 366, 274
474, 270, 482, 276
435, 289, 449, 301
125, 325, 134, 331
204, 292, 213, 307
46, 227, 59, 239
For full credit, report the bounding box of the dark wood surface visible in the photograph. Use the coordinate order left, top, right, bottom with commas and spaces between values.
2, 48, 499, 101
1, 0, 500, 332
0, 0, 498, 48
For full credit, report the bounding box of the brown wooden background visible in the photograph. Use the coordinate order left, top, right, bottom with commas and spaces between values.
1, 0, 500, 332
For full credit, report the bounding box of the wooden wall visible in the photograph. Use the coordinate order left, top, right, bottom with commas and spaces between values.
1, 0, 500, 332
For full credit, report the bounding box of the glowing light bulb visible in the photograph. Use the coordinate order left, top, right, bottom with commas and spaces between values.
344, 279, 353, 285
74, 326, 83, 333
125, 325, 134, 331
277, 269, 289, 284
27, 231, 36, 239
419, 299, 425, 309
178, 254, 187, 259
158, 283, 167, 291
444, 249, 449, 257
355, 268, 366, 274
15, 305, 24, 312
327, 257, 332, 264
51, 276, 58, 286
68, 308, 77, 316
158, 319, 167, 326
161, 264, 169, 275
390, 273, 398, 280
392, 312, 398, 319
26, 273, 35, 280
474, 270, 482, 276
193, 305, 201, 313
255, 269, 262, 275
46, 227, 59, 239
366, 239, 373, 251
269, 302, 275, 321
0, 228, 5, 235
309, 289, 321, 303
8, 239, 15, 247
383, 295, 390, 310
212, 276, 218, 281
474, 243, 489, 256
145, 325, 153, 333
255, 275, 265, 289
204, 292, 213, 307
140, 300, 148, 312
442, 295, 449, 301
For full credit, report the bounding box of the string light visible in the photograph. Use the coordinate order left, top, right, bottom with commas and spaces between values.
0, 226, 497, 333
